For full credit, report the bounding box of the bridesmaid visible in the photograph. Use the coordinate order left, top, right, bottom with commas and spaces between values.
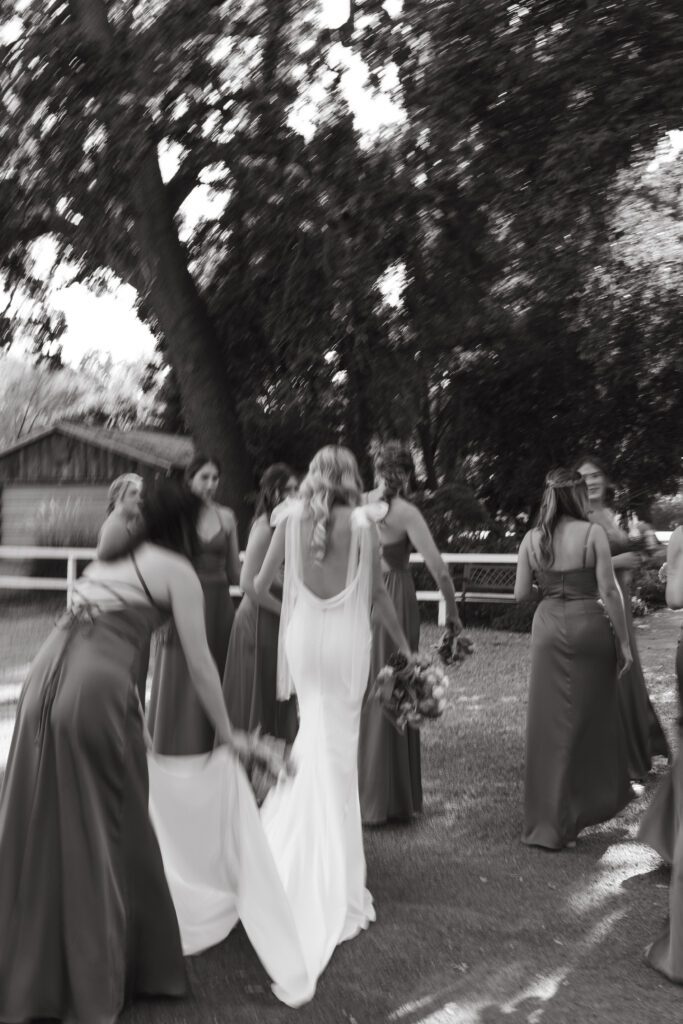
358, 441, 463, 825
148, 454, 241, 754
574, 454, 670, 778
97, 473, 149, 706
223, 463, 299, 743
638, 524, 683, 982
515, 468, 632, 850
0, 480, 264, 1024
97, 473, 144, 559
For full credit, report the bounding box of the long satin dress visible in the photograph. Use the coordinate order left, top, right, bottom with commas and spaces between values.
0, 575, 185, 1024
149, 523, 235, 753
637, 627, 683, 983
522, 541, 631, 849
358, 536, 422, 824
589, 509, 670, 778
222, 579, 298, 743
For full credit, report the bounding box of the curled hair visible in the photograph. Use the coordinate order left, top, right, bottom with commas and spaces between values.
300, 445, 362, 562
106, 473, 143, 515
254, 463, 294, 522
374, 441, 414, 500
185, 453, 221, 484
535, 468, 589, 567
571, 452, 616, 506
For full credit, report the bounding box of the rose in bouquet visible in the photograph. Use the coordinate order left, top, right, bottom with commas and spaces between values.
437, 624, 475, 665
372, 651, 450, 733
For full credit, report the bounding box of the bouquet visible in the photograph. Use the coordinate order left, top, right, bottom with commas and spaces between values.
372, 651, 450, 733
241, 731, 295, 805
437, 624, 475, 665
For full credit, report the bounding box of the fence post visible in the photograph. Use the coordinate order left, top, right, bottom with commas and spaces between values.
66, 554, 76, 609
438, 597, 446, 627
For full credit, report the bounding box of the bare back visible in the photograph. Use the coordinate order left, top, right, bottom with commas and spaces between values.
529, 518, 595, 572
300, 505, 356, 600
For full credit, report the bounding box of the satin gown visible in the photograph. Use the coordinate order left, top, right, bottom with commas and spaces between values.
358, 536, 422, 824
260, 504, 376, 1000
589, 508, 670, 778
522, 536, 631, 849
0, 588, 185, 1024
637, 627, 683, 983
223, 580, 298, 743
149, 523, 235, 753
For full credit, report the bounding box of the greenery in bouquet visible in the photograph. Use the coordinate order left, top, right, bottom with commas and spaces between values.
372, 652, 451, 734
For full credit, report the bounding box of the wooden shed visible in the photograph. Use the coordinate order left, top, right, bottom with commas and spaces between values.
0, 423, 195, 546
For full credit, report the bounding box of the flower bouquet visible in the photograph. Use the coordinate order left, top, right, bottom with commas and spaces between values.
437, 625, 475, 665
372, 651, 450, 733
241, 731, 295, 805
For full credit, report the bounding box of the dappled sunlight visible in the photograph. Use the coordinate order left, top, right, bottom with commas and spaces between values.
565, 842, 661, 916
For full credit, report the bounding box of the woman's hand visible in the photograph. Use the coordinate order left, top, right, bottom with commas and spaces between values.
617, 641, 633, 678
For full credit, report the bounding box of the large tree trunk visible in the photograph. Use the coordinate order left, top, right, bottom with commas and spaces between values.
68, 0, 252, 522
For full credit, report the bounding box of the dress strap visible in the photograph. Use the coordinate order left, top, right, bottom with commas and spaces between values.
582, 524, 594, 569
130, 553, 160, 609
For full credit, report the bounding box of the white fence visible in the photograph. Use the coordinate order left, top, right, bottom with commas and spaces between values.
0, 533, 672, 626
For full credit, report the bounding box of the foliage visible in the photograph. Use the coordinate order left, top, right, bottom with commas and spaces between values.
650, 493, 683, 531
631, 565, 666, 612
1, 1, 683, 517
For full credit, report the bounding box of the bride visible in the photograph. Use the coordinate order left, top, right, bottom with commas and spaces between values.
254, 445, 411, 999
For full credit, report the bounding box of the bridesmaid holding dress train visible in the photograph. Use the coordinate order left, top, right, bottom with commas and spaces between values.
574, 454, 670, 778
358, 441, 463, 825
516, 469, 632, 851
223, 463, 299, 742
0, 481, 267, 1024
148, 455, 241, 753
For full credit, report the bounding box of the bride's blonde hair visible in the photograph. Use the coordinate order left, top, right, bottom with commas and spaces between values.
300, 445, 362, 562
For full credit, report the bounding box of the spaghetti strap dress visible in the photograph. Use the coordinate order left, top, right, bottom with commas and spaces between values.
149, 511, 235, 754
588, 508, 670, 777
358, 535, 422, 825
222, 578, 298, 743
522, 526, 631, 849
0, 557, 185, 1024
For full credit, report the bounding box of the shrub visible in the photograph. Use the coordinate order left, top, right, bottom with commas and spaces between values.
650, 494, 683, 531
631, 565, 666, 611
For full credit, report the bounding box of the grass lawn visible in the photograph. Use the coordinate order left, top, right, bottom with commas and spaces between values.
118, 618, 680, 1024
1, 603, 681, 1022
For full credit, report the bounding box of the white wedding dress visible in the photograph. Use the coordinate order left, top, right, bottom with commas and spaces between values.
261, 502, 376, 995
147, 503, 376, 1008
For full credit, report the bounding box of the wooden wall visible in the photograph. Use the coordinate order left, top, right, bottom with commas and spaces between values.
0, 433, 147, 484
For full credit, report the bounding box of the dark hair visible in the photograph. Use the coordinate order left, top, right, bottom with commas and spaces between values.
535, 468, 589, 567
571, 453, 616, 505
254, 463, 294, 521
374, 441, 414, 500
185, 453, 221, 484
140, 480, 202, 560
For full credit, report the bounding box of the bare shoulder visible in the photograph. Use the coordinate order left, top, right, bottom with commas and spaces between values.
248, 515, 272, 544
136, 542, 194, 581
216, 504, 237, 531
389, 495, 420, 525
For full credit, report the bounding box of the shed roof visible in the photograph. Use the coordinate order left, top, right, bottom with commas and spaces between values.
0, 422, 195, 471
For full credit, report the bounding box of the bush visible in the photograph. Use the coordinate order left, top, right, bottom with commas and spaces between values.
32, 499, 99, 578
631, 565, 666, 611
650, 494, 683, 531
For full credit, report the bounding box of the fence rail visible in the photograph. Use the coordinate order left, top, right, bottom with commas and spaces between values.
0, 534, 671, 625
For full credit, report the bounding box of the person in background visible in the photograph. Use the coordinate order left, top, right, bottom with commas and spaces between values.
97, 473, 148, 704
515, 468, 632, 850
574, 454, 670, 778
148, 454, 241, 754
357, 441, 463, 826
97, 473, 143, 559
638, 523, 683, 982
223, 463, 299, 742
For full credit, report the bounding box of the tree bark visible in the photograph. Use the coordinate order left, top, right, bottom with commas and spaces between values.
68, 0, 252, 523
